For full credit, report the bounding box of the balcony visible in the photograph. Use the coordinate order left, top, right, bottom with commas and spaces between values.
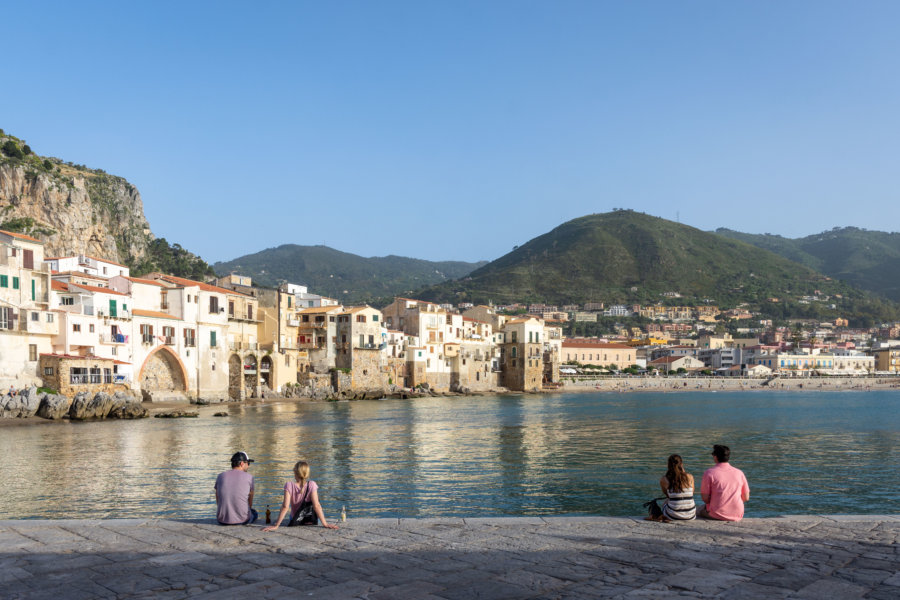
99, 333, 127, 344
287, 319, 300, 327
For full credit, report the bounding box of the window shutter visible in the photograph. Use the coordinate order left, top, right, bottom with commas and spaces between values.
23, 249, 34, 270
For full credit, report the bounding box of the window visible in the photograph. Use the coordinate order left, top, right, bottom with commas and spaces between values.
372, 314, 378, 322
0, 275, 6, 287
184, 328, 196, 347
228, 301, 235, 317
209, 296, 219, 314
356, 315, 366, 323
12, 277, 19, 289
141, 324, 153, 344
70, 367, 88, 384
61, 297, 74, 306
111, 347, 117, 356
287, 296, 292, 308
73, 323, 81, 333
104, 368, 112, 384
162, 326, 175, 344
89, 324, 95, 333
90, 367, 101, 384
44, 367, 54, 376
31, 311, 38, 321
247, 305, 253, 320
29, 344, 37, 361
0, 307, 14, 330
46, 313, 54, 323
210, 331, 217, 348
23, 249, 33, 269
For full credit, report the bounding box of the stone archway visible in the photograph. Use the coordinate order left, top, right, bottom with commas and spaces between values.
260, 355, 273, 389
228, 354, 242, 400
139, 346, 188, 401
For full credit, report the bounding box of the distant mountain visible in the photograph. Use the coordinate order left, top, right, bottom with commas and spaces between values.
714, 227, 900, 303
213, 245, 487, 304
415, 211, 898, 323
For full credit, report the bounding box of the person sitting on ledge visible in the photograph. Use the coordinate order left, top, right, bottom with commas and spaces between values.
659, 454, 696, 521
263, 460, 338, 531
214, 451, 258, 525
699, 444, 749, 521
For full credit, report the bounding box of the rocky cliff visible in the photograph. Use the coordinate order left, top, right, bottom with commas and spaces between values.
0, 130, 152, 265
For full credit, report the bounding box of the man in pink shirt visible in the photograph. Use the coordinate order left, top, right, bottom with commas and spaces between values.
699, 444, 750, 521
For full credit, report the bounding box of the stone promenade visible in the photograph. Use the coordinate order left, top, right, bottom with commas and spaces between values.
1, 516, 898, 599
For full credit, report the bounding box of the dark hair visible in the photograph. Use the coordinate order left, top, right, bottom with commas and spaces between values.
712, 444, 730, 463
665, 454, 691, 493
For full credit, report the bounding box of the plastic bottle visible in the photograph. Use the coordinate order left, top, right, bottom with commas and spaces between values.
265, 505, 271, 524
341, 506, 346, 522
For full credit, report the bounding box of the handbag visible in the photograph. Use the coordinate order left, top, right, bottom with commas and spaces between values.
643, 496, 666, 520
287, 482, 318, 526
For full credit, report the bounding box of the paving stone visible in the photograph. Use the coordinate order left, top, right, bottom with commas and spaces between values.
0, 517, 896, 599
791, 577, 869, 598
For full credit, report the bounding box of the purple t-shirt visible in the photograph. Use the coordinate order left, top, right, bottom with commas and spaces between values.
285, 480, 317, 515
215, 469, 254, 524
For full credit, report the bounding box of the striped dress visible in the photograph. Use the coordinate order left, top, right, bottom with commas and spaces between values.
662, 486, 696, 520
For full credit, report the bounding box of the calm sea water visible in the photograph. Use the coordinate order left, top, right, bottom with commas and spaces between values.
2, 390, 898, 520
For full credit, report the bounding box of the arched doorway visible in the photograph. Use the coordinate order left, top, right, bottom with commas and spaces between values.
243, 354, 258, 396
260, 355, 273, 389
228, 354, 242, 400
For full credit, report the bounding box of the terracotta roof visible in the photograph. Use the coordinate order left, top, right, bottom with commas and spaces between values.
67, 283, 127, 296
0, 229, 42, 243
342, 305, 375, 314
51, 281, 69, 292
123, 276, 166, 287
39, 353, 124, 363
297, 305, 342, 314
132, 309, 179, 320
649, 356, 694, 364
150, 274, 251, 297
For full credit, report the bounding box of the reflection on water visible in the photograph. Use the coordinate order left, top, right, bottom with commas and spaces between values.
2, 391, 899, 519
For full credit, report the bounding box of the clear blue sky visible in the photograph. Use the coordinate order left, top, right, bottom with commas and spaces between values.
3, 1, 899, 264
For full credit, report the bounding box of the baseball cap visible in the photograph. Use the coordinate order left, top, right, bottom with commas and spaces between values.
230, 451, 254, 463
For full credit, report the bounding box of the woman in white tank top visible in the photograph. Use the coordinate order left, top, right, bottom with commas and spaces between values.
659, 454, 696, 521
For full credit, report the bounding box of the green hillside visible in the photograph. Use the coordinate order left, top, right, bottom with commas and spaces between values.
213, 245, 487, 304
416, 211, 898, 323
715, 227, 900, 302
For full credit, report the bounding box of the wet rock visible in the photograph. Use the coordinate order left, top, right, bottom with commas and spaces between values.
0, 388, 42, 418
69, 391, 117, 420
36, 394, 71, 419
194, 397, 210, 406
108, 400, 149, 419
213, 412, 229, 417
154, 410, 199, 418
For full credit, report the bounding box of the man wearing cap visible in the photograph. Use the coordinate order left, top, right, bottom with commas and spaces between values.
214, 451, 258, 525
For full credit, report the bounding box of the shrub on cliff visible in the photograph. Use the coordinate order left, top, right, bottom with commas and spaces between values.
2, 140, 24, 159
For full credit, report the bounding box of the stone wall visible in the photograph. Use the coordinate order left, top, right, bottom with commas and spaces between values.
39, 355, 130, 398
350, 349, 386, 390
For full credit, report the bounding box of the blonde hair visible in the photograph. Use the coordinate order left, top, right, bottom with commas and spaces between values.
293, 461, 310, 486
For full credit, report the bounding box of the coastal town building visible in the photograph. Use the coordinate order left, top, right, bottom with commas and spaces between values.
560, 340, 636, 369
874, 348, 900, 373
0, 230, 54, 388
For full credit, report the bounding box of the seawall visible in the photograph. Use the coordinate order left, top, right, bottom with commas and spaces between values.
1, 516, 897, 599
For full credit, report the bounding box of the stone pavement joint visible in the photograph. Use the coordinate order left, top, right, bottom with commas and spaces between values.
0, 516, 897, 599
